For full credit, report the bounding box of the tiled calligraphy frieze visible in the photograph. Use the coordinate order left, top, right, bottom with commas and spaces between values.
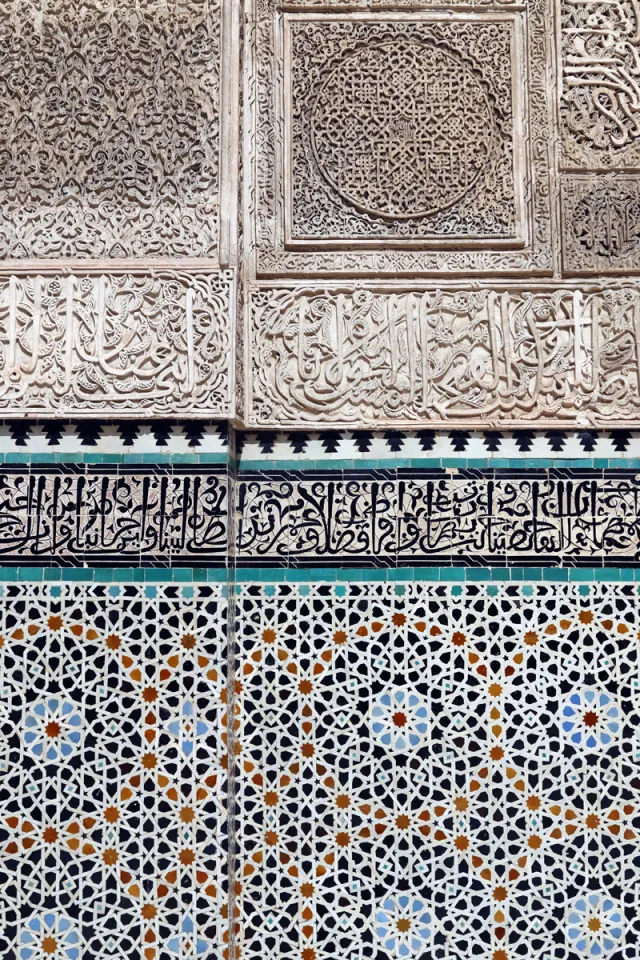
236, 469, 640, 566
0, 465, 228, 565
6, 464, 640, 568
0, 273, 233, 416
0, 0, 222, 260
246, 285, 640, 427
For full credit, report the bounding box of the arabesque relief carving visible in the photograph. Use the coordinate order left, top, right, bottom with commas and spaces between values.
248, 1, 551, 277
0, 272, 233, 415
288, 18, 520, 243
246, 286, 640, 426
560, 0, 640, 169
0, 0, 221, 259
562, 178, 640, 272
2, 0, 640, 423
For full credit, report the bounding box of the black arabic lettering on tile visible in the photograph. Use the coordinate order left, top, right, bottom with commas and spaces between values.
235, 469, 640, 566
0, 466, 228, 565
2, 465, 640, 567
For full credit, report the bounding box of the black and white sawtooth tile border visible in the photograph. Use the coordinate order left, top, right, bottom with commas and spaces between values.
1, 422, 639, 457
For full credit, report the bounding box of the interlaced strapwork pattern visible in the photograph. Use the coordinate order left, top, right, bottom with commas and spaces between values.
289, 19, 517, 242
310, 39, 496, 220
0, 583, 228, 959
237, 583, 640, 960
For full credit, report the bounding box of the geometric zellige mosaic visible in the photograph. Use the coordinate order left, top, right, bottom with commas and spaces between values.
0, 584, 228, 960
236, 583, 640, 960
3, 579, 640, 959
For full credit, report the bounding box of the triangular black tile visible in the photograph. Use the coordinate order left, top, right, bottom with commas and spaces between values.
117, 422, 140, 446
8, 421, 33, 446
383, 431, 404, 452
42, 422, 67, 446
416, 430, 436, 452
182, 422, 206, 447
288, 432, 309, 454
513, 430, 535, 452
609, 430, 632, 453
214, 421, 229, 446
319, 432, 341, 454
74, 422, 103, 446
449, 431, 470, 453
576, 430, 598, 453
352, 431, 373, 453
150, 422, 173, 446
257, 432, 277, 454
482, 432, 503, 452
545, 431, 567, 452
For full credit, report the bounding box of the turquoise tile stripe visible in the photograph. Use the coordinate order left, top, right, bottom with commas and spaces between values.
1, 567, 634, 584
232, 567, 640, 582
1, 451, 637, 469
237, 457, 640, 470
0, 568, 230, 582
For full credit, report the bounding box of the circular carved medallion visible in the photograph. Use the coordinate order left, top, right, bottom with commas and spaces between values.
310, 39, 497, 220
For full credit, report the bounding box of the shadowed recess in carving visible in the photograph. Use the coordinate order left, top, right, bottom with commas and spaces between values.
561, 0, 640, 167
0, 273, 232, 415
248, 286, 640, 425
288, 17, 519, 243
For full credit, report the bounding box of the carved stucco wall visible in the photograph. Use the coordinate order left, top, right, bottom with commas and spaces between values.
0, 0, 237, 417
2, 0, 640, 421
242, 0, 640, 428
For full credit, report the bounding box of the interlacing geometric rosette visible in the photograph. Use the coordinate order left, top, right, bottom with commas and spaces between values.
237, 583, 640, 960
0, 584, 228, 959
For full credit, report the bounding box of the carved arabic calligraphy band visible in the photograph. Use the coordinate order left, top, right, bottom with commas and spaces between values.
247, 286, 640, 427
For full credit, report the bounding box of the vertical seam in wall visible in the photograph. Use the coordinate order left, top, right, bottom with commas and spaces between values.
219, 0, 240, 269
226, 423, 239, 960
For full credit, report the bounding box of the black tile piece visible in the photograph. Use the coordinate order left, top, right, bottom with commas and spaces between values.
288, 433, 310, 454
74, 421, 103, 446
545, 431, 567, 452
482, 432, 503, 452
609, 430, 632, 453
150, 421, 173, 446
257, 432, 277, 454
41, 422, 68, 446
576, 430, 598, 453
383, 431, 405, 452
235, 431, 247, 456
513, 431, 535, 452
416, 430, 436, 452
182, 422, 206, 447
319, 432, 341, 454
352, 431, 374, 453
116, 422, 140, 446
7, 421, 33, 445
214, 421, 230, 445
449, 431, 470, 452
